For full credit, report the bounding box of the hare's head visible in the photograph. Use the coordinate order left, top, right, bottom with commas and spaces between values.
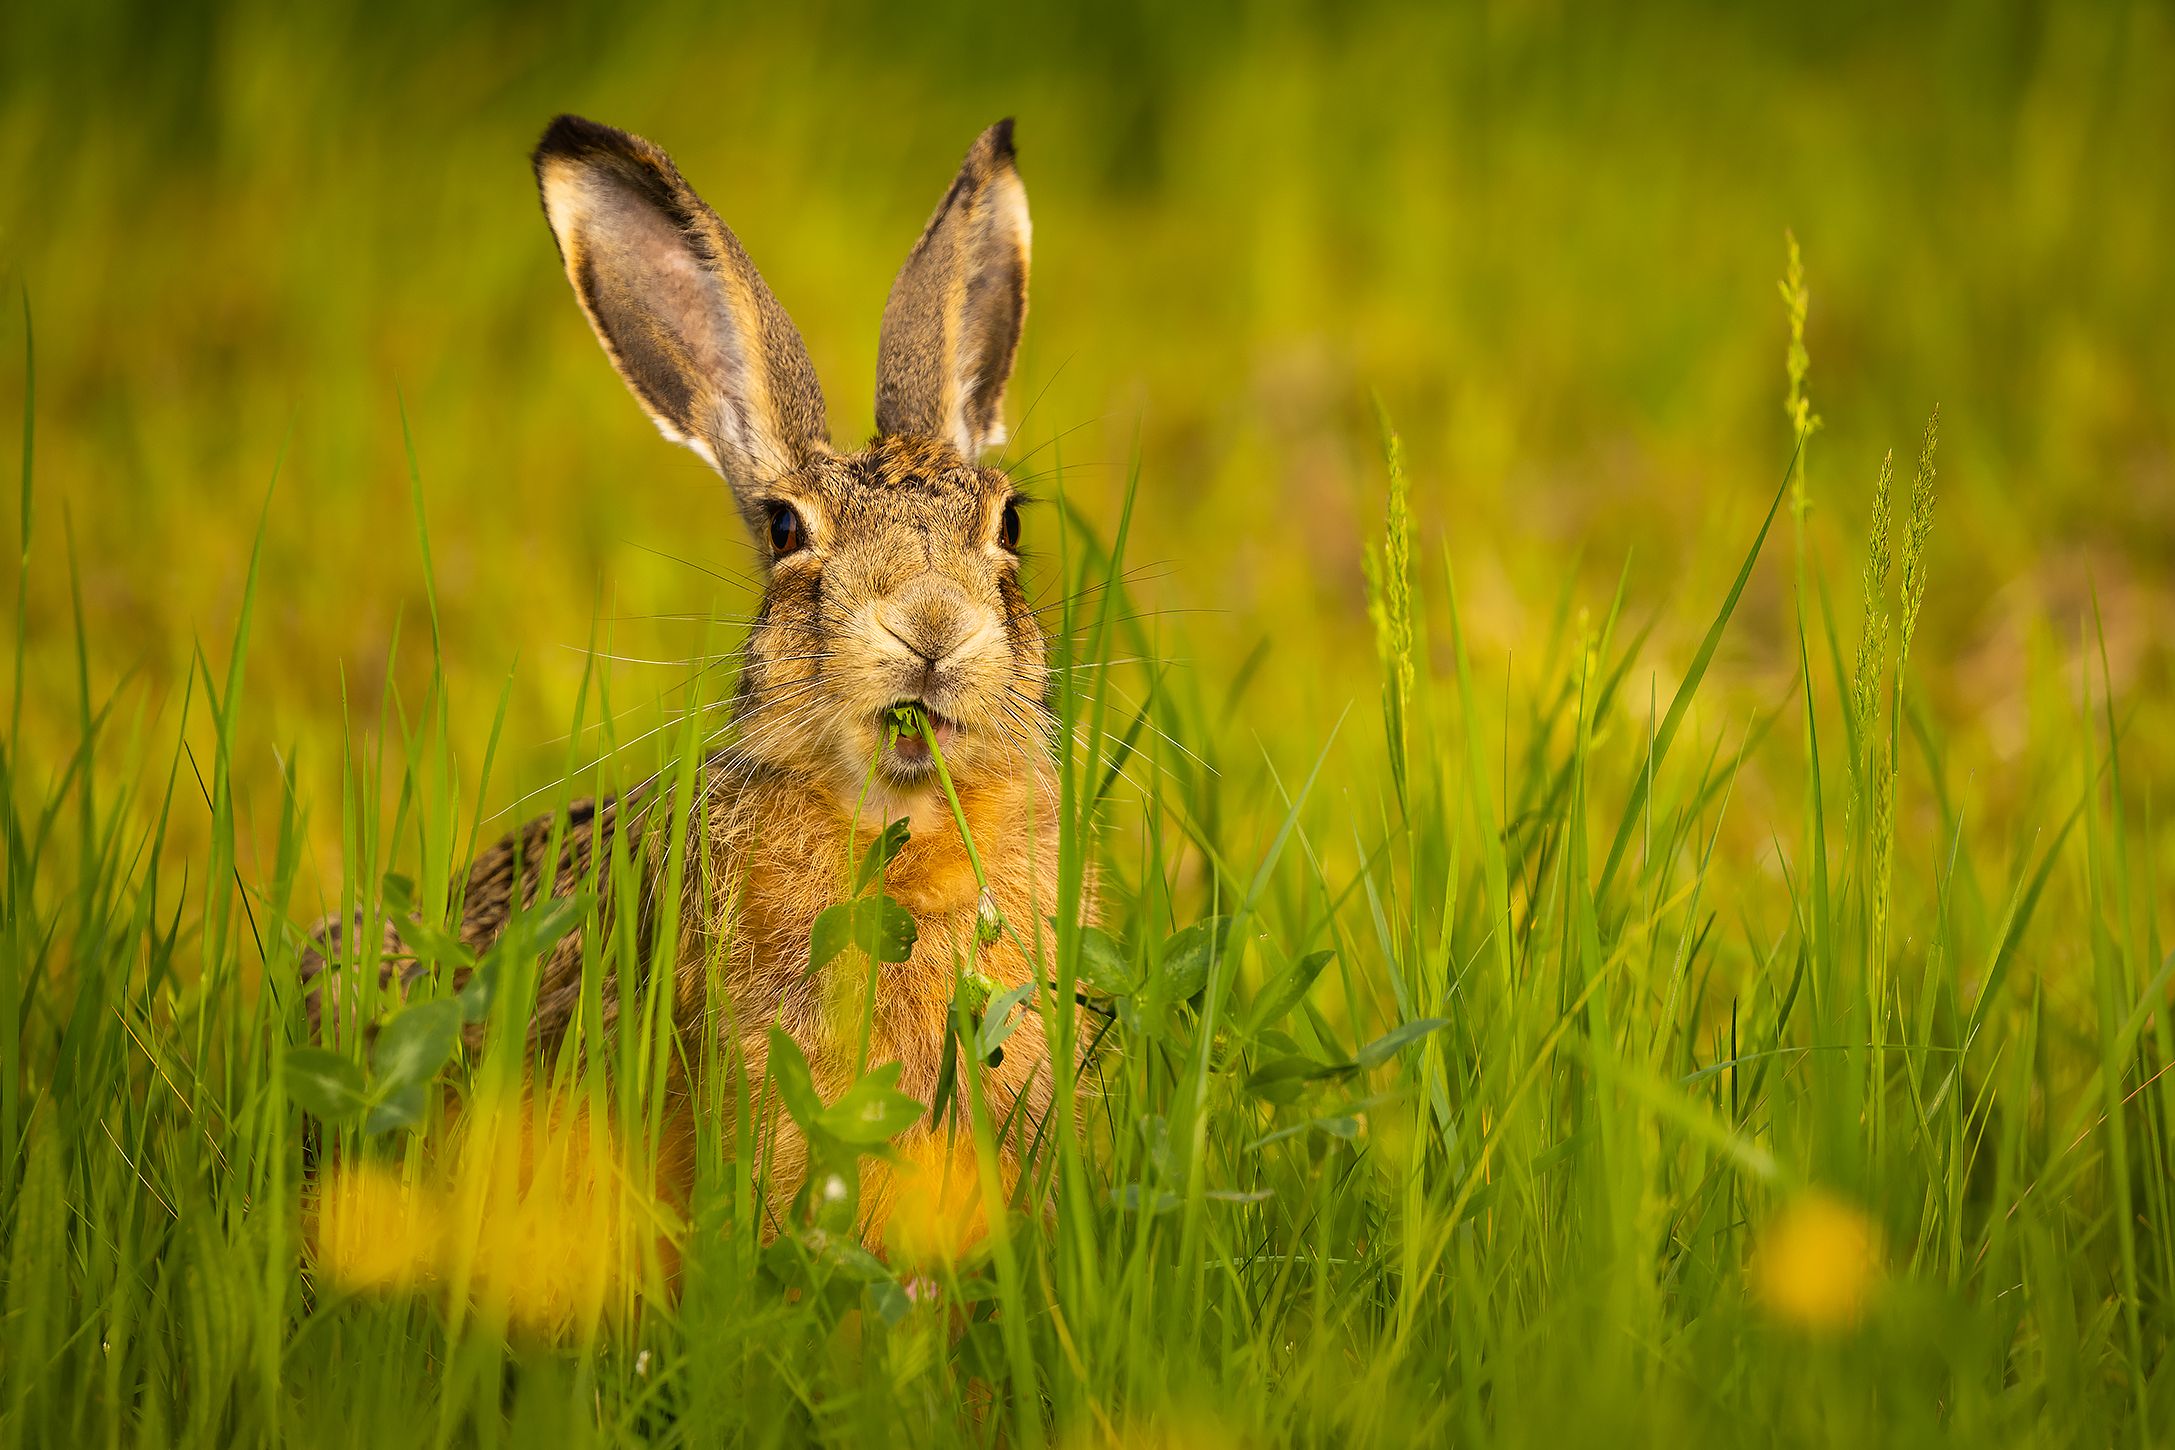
534, 115, 1044, 805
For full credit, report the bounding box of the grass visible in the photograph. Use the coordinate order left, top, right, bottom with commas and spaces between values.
4, 2, 2174, 1442
5, 263, 2174, 1444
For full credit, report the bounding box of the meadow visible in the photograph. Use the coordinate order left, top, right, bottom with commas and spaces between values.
3, 0, 2174, 1444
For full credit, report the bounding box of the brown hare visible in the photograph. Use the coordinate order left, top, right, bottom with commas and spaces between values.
305, 113, 1086, 1248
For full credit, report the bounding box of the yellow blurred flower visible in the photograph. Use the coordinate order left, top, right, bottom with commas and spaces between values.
885, 1136, 989, 1269
310, 1091, 665, 1339
1752, 1189, 1882, 1331
1064, 1410, 1242, 1450
456, 1097, 642, 1338
317, 1160, 439, 1292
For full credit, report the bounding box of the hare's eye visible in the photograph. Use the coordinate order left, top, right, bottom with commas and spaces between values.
1000, 500, 1022, 551
767, 504, 804, 556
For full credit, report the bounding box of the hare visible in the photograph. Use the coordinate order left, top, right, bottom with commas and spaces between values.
304, 114, 1086, 1247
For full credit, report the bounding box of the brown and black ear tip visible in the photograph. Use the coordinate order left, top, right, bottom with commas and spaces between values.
531, 113, 693, 234
964, 118, 1018, 178
531, 113, 686, 196
534, 113, 633, 173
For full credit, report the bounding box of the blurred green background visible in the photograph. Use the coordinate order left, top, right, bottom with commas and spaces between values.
3, 0, 2170, 888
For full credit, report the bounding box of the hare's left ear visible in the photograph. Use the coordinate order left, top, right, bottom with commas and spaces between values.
532, 114, 830, 514
875, 120, 1031, 460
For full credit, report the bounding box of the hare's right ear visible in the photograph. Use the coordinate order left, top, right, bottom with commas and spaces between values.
533, 115, 830, 512
875, 120, 1030, 461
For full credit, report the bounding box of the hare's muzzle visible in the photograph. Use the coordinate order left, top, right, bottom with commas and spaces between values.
872, 582, 999, 697
853, 574, 1008, 784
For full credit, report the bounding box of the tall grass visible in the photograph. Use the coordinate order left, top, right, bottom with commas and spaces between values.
5, 239, 2173, 1445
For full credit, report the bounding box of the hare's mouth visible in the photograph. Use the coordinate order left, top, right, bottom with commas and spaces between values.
880, 699, 959, 770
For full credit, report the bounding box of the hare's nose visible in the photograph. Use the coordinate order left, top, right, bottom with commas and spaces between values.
880, 583, 975, 667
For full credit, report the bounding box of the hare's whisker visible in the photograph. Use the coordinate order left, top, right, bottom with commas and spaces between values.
627, 541, 763, 591
996, 412, 1105, 477
992, 354, 1077, 473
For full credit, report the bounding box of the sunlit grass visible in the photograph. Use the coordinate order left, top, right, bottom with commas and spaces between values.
4, 229, 2171, 1443
4, 5, 2174, 1439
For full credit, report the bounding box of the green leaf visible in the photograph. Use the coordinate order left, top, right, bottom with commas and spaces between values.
285, 1048, 367, 1123
1155, 916, 1231, 1004
364, 1078, 428, 1135
1074, 924, 1136, 997
764, 1033, 921, 1152
810, 895, 918, 971
1244, 1053, 1355, 1102
1247, 1112, 1363, 1151
513, 892, 589, 957
929, 1016, 960, 1126
409, 915, 477, 973
1204, 1188, 1275, 1204
854, 895, 918, 964
820, 1063, 923, 1145
1355, 1016, 1450, 1071
809, 901, 856, 972
1109, 1184, 1181, 1215
854, 819, 912, 893
456, 957, 499, 1023
866, 1279, 913, 1326
1244, 948, 1336, 1033
801, 1228, 890, 1281
1138, 1114, 1175, 1177
885, 703, 925, 742
373, 871, 476, 972
977, 979, 1036, 1060
373, 998, 464, 1090
766, 1028, 826, 1132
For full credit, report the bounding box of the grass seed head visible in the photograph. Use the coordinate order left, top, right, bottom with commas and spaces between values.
1850, 446, 1896, 832
1896, 405, 1941, 675
1779, 229, 1824, 514
1367, 416, 1416, 794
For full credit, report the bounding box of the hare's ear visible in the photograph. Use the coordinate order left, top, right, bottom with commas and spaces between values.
875, 120, 1030, 460
533, 115, 829, 508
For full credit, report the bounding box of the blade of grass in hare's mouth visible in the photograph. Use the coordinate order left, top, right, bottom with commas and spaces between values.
884, 701, 954, 762
885, 702, 957, 737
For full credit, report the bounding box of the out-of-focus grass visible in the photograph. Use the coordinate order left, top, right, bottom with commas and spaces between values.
3, 0, 2170, 872
3, 1, 2174, 1445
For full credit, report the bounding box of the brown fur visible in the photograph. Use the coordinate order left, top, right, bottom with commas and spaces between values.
876, 119, 1031, 460
304, 117, 1083, 1247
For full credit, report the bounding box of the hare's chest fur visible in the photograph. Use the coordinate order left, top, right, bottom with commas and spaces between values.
683, 764, 1074, 1117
